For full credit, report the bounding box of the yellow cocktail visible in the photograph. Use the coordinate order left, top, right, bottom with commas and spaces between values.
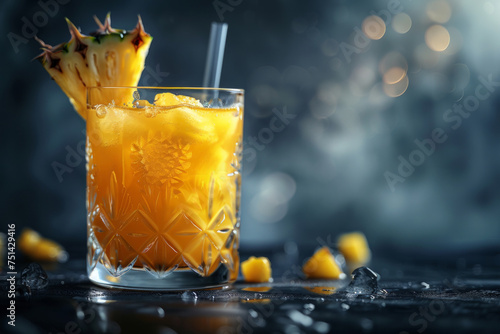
86, 87, 243, 289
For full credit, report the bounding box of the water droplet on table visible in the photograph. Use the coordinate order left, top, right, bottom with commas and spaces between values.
181, 291, 198, 302
303, 303, 315, 313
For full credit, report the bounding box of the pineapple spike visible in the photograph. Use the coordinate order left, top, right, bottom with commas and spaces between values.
93, 15, 105, 30
34, 35, 52, 49
32, 50, 47, 62
33, 36, 53, 62
130, 15, 149, 52
93, 13, 116, 34
65, 18, 85, 40
135, 15, 146, 35
103, 12, 112, 31
66, 18, 88, 58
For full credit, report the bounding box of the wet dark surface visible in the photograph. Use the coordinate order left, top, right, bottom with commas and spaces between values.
1, 249, 500, 334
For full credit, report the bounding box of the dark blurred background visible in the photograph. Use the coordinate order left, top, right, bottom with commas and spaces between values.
1, 0, 499, 255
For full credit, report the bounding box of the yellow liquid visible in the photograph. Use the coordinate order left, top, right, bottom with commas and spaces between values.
86, 102, 242, 280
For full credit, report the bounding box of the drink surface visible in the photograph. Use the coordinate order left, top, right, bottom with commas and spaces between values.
86, 96, 243, 280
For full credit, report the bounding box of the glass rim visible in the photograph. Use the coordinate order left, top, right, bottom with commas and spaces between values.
86, 86, 244, 93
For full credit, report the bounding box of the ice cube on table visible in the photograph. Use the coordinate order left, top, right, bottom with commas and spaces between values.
345, 266, 380, 295
21, 263, 49, 290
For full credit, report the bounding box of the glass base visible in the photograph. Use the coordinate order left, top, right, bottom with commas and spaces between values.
88, 261, 233, 291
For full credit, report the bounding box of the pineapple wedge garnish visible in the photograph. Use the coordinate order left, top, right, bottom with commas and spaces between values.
36, 14, 152, 119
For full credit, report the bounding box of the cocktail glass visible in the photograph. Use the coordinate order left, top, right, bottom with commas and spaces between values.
86, 87, 243, 290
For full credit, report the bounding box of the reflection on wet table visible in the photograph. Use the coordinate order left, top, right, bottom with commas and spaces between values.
1, 249, 500, 334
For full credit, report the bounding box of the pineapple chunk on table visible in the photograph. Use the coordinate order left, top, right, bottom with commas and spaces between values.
302, 247, 344, 279
19, 228, 68, 263
337, 232, 371, 264
241, 256, 272, 283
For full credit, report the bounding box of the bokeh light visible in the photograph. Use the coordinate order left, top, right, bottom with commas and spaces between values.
425, 24, 450, 52
362, 15, 386, 40
392, 13, 412, 34
378, 52, 409, 97
426, 0, 452, 23
379, 52, 408, 76
249, 173, 296, 223
383, 74, 409, 97
383, 67, 406, 85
